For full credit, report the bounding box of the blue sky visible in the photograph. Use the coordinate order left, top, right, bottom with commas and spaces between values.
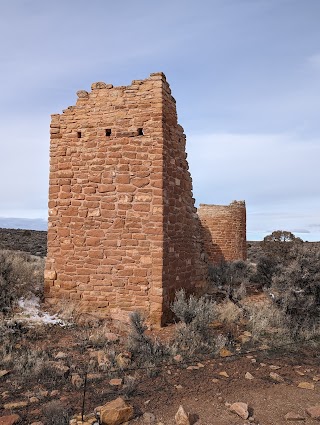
0, 0, 320, 240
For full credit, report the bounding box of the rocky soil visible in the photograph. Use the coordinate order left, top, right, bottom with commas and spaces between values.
0, 228, 47, 257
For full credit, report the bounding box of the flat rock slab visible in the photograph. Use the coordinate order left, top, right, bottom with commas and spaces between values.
306, 405, 320, 419
0, 414, 21, 425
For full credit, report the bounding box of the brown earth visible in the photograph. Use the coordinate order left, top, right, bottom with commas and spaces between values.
1, 321, 320, 425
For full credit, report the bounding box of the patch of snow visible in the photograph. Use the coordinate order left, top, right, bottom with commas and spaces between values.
16, 296, 68, 326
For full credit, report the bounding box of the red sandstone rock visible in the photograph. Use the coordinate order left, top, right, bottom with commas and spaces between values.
0, 415, 21, 425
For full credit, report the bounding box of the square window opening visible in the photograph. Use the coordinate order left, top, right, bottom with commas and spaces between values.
138, 128, 144, 136
105, 129, 111, 137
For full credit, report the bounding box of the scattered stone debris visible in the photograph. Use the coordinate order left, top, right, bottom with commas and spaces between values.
245, 372, 254, 380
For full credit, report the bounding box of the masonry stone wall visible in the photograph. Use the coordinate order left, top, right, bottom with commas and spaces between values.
44, 72, 207, 326
197, 202, 247, 264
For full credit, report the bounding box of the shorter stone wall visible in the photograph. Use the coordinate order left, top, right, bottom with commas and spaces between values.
197, 201, 246, 264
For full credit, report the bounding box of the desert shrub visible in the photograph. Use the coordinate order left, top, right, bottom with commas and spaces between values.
251, 255, 278, 288
270, 244, 320, 337
215, 300, 243, 324
0, 250, 44, 315
170, 290, 219, 357
208, 260, 251, 302
127, 312, 167, 369
171, 289, 217, 334
245, 302, 292, 345
121, 374, 138, 397
43, 400, 71, 425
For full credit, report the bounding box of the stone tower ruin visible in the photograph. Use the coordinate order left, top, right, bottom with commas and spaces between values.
198, 202, 247, 264
44, 72, 207, 326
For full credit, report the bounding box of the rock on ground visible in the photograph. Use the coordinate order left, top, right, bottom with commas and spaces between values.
306, 405, 320, 419
229, 402, 249, 420
0, 415, 21, 425
97, 397, 134, 425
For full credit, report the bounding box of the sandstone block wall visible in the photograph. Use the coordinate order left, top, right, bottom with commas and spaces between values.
197, 201, 247, 264
45, 72, 207, 326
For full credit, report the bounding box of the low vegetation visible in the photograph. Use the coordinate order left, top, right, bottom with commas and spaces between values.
0, 232, 319, 423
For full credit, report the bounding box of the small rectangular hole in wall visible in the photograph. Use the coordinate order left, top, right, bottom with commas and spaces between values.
138, 128, 144, 136
105, 129, 111, 136
77, 131, 82, 138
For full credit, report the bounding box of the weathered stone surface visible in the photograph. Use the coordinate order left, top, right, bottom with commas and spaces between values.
174, 405, 192, 425
76, 90, 89, 98
219, 348, 232, 358
97, 397, 134, 425
0, 414, 21, 425
0, 371, 10, 379
142, 412, 156, 424
48, 362, 70, 377
116, 353, 131, 369
198, 201, 246, 264
245, 372, 254, 380
71, 374, 84, 389
109, 378, 122, 386
45, 72, 246, 326
55, 351, 67, 359
3, 401, 28, 409
306, 405, 320, 419
297, 382, 314, 390
270, 372, 284, 382
229, 402, 249, 420
284, 411, 306, 421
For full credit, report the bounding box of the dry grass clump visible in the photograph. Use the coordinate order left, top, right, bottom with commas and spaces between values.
0, 249, 44, 315
170, 290, 221, 357
127, 311, 168, 372
246, 301, 292, 345
43, 400, 71, 425
216, 300, 244, 324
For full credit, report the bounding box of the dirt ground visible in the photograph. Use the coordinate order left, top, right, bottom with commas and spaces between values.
1, 321, 320, 425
